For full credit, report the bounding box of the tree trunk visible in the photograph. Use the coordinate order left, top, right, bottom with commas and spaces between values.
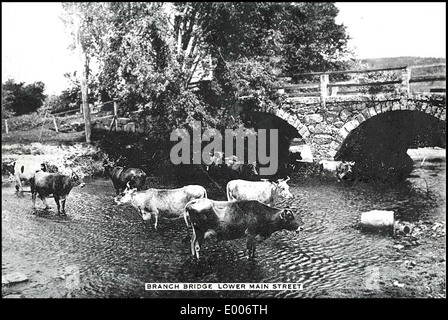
74, 15, 91, 143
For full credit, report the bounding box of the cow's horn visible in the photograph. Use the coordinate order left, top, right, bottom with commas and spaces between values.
285, 176, 290, 182
126, 181, 131, 189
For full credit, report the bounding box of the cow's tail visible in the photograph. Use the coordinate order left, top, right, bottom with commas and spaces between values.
184, 200, 200, 259
183, 200, 193, 227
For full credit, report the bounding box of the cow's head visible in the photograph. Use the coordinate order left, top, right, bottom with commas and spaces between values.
249, 161, 258, 175
337, 161, 355, 179
71, 172, 85, 188
278, 209, 303, 233
274, 177, 293, 199
224, 155, 238, 166
114, 182, 136, 205
102, 160, 114, 178
2, 160, 15, 176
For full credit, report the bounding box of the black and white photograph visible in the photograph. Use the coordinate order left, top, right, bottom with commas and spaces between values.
1, 1, 445, 309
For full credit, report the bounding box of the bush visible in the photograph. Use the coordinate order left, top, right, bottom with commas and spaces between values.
2, 79, 46, 116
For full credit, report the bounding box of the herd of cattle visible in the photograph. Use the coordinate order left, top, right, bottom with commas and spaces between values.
4, 155, 355, 260
105, 158, 301, 259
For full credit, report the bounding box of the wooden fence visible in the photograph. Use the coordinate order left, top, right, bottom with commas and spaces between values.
278, 64, 446, 103
18, 99, 139, 138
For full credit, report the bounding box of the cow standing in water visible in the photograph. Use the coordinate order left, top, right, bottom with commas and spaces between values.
30, 171, 85, 215
7, 158, 49, 193
103, 161, 147, 195
224, 155, 258, 178
204, 152, 258, 179
114, 183, 207, 230
226, 177, 293, 206
184, 198, 303, 260
319, 160, 355, 180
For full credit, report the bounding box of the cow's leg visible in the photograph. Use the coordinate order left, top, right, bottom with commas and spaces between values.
15, 175, 23, 193
112, 181, 120, 195
60, 195, 67, 215
246, 233, 257, 260
54, 195, 61, 214
39, 196, 50, 210
145, 204, 159, 230
192, 228, 203, 260
190, 226, 198, 258
31, 192, 37, 214
153, 210, 159, 230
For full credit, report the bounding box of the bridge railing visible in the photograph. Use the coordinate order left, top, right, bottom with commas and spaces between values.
278, 64, 446, 103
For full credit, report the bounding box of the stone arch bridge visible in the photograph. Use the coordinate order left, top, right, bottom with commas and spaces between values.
263, 65, 446, 161
271, 93, 446, 161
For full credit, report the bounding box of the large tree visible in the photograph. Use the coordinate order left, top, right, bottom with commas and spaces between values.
61, 2, 351, 136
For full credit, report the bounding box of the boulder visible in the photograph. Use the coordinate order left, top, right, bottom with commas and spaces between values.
2, 272, 28, 285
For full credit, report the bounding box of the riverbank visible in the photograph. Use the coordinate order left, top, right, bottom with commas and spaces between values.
2, 127, 446, 186
2, 142, 106, 182
407, 147, 446, 162
1, 128, 172, 183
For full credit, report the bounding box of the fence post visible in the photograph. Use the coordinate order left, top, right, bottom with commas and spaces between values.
4, 119, 8, 134
401, 67, 411, 94
113, 100, 119, 131
52, 116, 59, 132
39, 112, 48, 141
109, 116, 116, 132
320, 74, 329, 107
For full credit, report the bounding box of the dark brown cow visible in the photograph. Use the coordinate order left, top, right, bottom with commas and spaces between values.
223, 155, 258, 176
103, 161, 147, 195
30, 171, 85, 215
184, 198, 303, 260
319, 160, 355, 180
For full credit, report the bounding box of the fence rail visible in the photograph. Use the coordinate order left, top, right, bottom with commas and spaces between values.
278, 64, 446, 102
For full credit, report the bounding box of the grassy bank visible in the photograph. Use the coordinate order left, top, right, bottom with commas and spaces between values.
2, 116, 445, 186
1, 124, 227, 195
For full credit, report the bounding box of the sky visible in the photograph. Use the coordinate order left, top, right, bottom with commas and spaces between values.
335, 2, 446, 59
1, 2, 446, 95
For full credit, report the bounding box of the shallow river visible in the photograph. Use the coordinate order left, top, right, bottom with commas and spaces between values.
2, 160, 445, 298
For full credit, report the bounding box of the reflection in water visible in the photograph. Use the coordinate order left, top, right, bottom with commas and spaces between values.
1, 160, 445, 298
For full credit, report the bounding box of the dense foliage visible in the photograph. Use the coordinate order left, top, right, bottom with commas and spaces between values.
61, 2, 351, 138
2, 79, 47, 117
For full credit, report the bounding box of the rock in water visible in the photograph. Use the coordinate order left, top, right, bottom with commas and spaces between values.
2, 272, 28, 285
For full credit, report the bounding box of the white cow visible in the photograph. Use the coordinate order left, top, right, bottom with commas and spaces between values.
114, 183, 207, 230
10, 156, 49, 193
226, 178, 293, 207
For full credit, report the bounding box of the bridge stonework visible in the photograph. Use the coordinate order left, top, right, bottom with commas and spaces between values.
271, 93, 446, 161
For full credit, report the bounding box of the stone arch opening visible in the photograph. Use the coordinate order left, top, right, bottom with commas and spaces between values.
241, 111, 303, 177
335, 110, 446, 181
